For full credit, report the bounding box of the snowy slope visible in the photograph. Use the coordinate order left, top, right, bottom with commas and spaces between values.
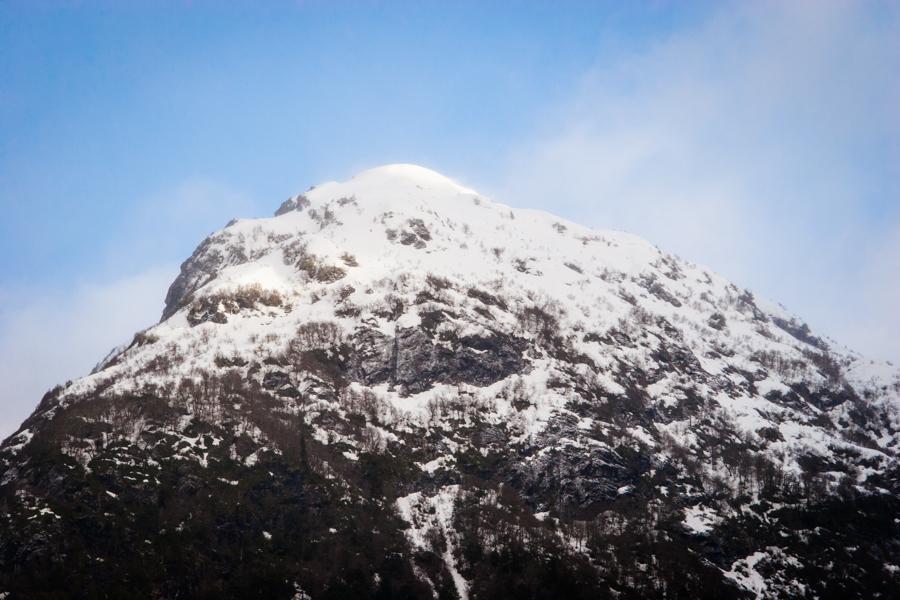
65, 164, 900, 463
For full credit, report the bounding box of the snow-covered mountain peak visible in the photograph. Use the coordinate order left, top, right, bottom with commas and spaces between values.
3, 164, 899, 598
169, 164, 669, 329
275, 163, 480, 218
342, 163, 478, 196
81, 163, 897, 461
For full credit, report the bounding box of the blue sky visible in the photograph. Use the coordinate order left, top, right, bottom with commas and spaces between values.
1, 1, 706, 287
1, 0, 898, 436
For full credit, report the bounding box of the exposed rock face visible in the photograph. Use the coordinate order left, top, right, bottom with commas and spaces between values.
274, 193, 311, 217
1, 164, 898, 599
399, 327, 524, 392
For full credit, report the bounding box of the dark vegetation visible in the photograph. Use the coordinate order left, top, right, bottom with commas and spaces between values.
1, 276, 897, 599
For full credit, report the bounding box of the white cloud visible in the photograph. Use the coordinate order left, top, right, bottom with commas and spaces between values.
497, 0, 900, 361
0, 267, 178, 440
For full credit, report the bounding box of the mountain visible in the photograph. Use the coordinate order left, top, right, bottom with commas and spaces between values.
1, 164, 898, 599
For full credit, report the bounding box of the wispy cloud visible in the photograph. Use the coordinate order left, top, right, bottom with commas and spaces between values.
498, 0, 900, 361
0, 266, 176, 438
0, 178, 254, 439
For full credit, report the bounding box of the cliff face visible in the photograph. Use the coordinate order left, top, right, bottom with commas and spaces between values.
1, 165, 898, 599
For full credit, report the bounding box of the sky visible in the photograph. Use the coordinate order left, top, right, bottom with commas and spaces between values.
1, 0, 898, 438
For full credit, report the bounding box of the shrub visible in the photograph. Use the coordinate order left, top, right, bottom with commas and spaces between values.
293, 321, 343, 350
284, 243, 347, 283
187, 284, 284, 326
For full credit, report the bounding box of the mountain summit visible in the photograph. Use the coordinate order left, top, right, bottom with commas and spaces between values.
2, 166, 898, 599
